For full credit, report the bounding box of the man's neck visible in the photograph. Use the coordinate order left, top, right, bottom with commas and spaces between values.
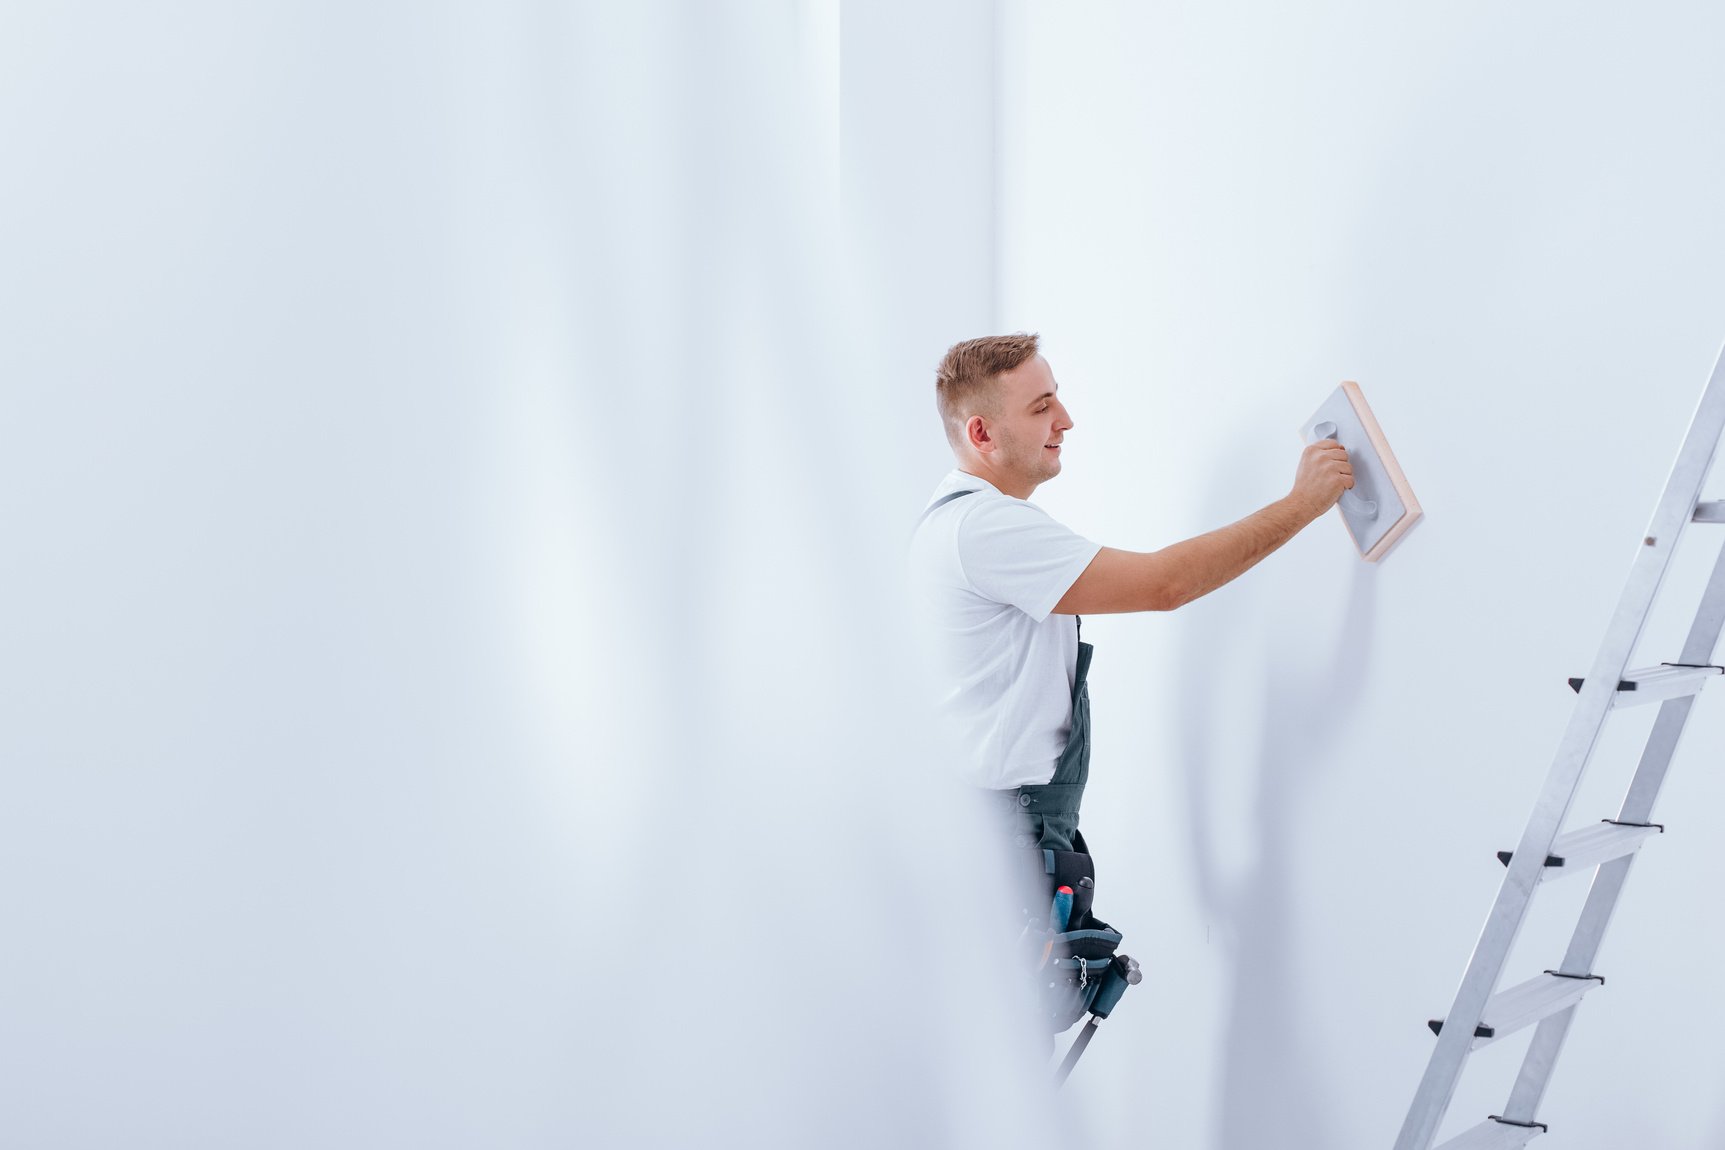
957, 461, 1036, 500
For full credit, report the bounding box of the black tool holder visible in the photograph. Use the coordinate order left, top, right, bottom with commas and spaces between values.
1052, 953, 1143, 1086
1021, 836, 1142, 1086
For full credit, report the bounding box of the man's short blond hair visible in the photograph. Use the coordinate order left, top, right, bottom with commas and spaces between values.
934, 332, 1040, 447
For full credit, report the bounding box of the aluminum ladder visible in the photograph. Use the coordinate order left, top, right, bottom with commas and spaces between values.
1394, 342, 1725, 1150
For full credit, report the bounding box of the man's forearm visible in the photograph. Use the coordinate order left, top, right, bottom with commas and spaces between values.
1053, 490, 1335, 615
1150, 495, 1320, 609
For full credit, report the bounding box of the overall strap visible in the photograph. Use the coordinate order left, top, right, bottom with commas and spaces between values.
914, 489, 979, 530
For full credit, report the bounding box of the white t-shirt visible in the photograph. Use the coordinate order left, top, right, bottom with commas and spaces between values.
908, 470, 1102, 790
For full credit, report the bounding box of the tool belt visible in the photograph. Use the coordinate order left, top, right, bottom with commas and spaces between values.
1018, 830, 1135, 1033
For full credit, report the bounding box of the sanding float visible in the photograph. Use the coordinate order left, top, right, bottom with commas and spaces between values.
1300, 381, 1422, 562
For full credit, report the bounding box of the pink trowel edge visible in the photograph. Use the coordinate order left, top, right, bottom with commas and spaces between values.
1339, 380, 1423, 562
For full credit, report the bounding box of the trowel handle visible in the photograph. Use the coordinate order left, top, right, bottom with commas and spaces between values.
1341, 491, 1379, 519
1310, 421, 1378, 520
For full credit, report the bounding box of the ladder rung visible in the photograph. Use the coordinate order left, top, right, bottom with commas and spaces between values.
1496, 820, 1662, 880
1429, 972, 1602, 1050
1434, 1117, 1546, 1150
1695, 500, 1725, 523
1477, 973, 1600, 1048
1567, 663, 1723, 706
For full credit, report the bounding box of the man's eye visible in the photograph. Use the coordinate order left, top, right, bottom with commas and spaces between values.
1036, 405, 1047, 413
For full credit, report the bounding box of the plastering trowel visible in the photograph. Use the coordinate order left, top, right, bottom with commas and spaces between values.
1301, 381, 1422, 562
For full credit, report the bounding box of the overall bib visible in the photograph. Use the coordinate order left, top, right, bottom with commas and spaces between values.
1006, 617, 1091, 854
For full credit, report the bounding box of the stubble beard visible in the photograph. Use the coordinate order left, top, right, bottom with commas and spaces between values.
1002, 429, 1059, 490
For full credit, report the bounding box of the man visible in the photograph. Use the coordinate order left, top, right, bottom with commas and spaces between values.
909, 331, 1352, 867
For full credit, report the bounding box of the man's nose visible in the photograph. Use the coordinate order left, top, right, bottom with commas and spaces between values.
1055, 402, 1073, 430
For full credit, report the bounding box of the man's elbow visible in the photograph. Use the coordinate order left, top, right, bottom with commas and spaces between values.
1056, 551, 1197, 614
1136, 551, 1203, 612
1142, 583, 1190, 612
1136, 562, 1193, 611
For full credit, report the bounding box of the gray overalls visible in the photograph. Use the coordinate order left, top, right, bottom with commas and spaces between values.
1007, 617, 1091, 853
918, 489, 1093, 852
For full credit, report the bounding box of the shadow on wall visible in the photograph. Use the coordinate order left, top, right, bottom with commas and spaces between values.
1706, 1090, 1725, 1149
1177, 487, 1379, 1150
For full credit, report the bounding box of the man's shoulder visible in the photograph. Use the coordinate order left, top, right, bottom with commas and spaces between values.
916, 473, 1083, 557
924, 470, 994, 502
954, 489, 1064, 532
918, 472, 1000, 528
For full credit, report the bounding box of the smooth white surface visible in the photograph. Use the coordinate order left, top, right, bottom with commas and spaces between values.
0, 5, 1054, 1148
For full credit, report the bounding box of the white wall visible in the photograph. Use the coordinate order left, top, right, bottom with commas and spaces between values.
0, 5, 1054, 1148
841, 0, 1005, 506
997, 3, 1725, 1148
10, 5, 1725, 1148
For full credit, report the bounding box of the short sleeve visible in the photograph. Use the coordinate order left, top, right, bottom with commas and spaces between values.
954, 499, 1101, 621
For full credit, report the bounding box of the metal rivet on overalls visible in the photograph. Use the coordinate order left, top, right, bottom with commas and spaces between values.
1018, 794, 1032, 807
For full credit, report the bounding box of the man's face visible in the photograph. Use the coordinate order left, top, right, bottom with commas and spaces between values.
989, 354, 1073, 487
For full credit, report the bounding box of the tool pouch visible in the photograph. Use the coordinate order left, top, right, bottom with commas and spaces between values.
1022, 831, 1128, 1033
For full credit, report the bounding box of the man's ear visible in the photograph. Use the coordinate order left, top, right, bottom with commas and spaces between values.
967, 414, 993, 453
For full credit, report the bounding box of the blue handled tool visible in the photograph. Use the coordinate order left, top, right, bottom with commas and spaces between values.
1038, 886, 1076, 970
1050, 886, 1074, 934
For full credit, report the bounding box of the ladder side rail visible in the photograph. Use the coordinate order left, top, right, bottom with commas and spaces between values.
1397, 520, 1702, 1149
1561, 338, 1725, 716
1499, 859, 1634, 1123
1639, 340, 1725, 565
1394, 704, 1613, 1150
1395, 345, 1725, 1150
1501, 537, 1725, 1122
1622, 533, 1725, 816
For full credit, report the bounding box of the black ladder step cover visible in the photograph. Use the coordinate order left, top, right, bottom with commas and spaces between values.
1567, 677, 1635, 692
1428, 1018, 1494, 1039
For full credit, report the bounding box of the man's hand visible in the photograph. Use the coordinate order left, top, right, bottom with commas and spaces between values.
1291, 438, 1354, 517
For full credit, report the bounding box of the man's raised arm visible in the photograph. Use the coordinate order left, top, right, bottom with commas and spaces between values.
1053, 439, 1353, 615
